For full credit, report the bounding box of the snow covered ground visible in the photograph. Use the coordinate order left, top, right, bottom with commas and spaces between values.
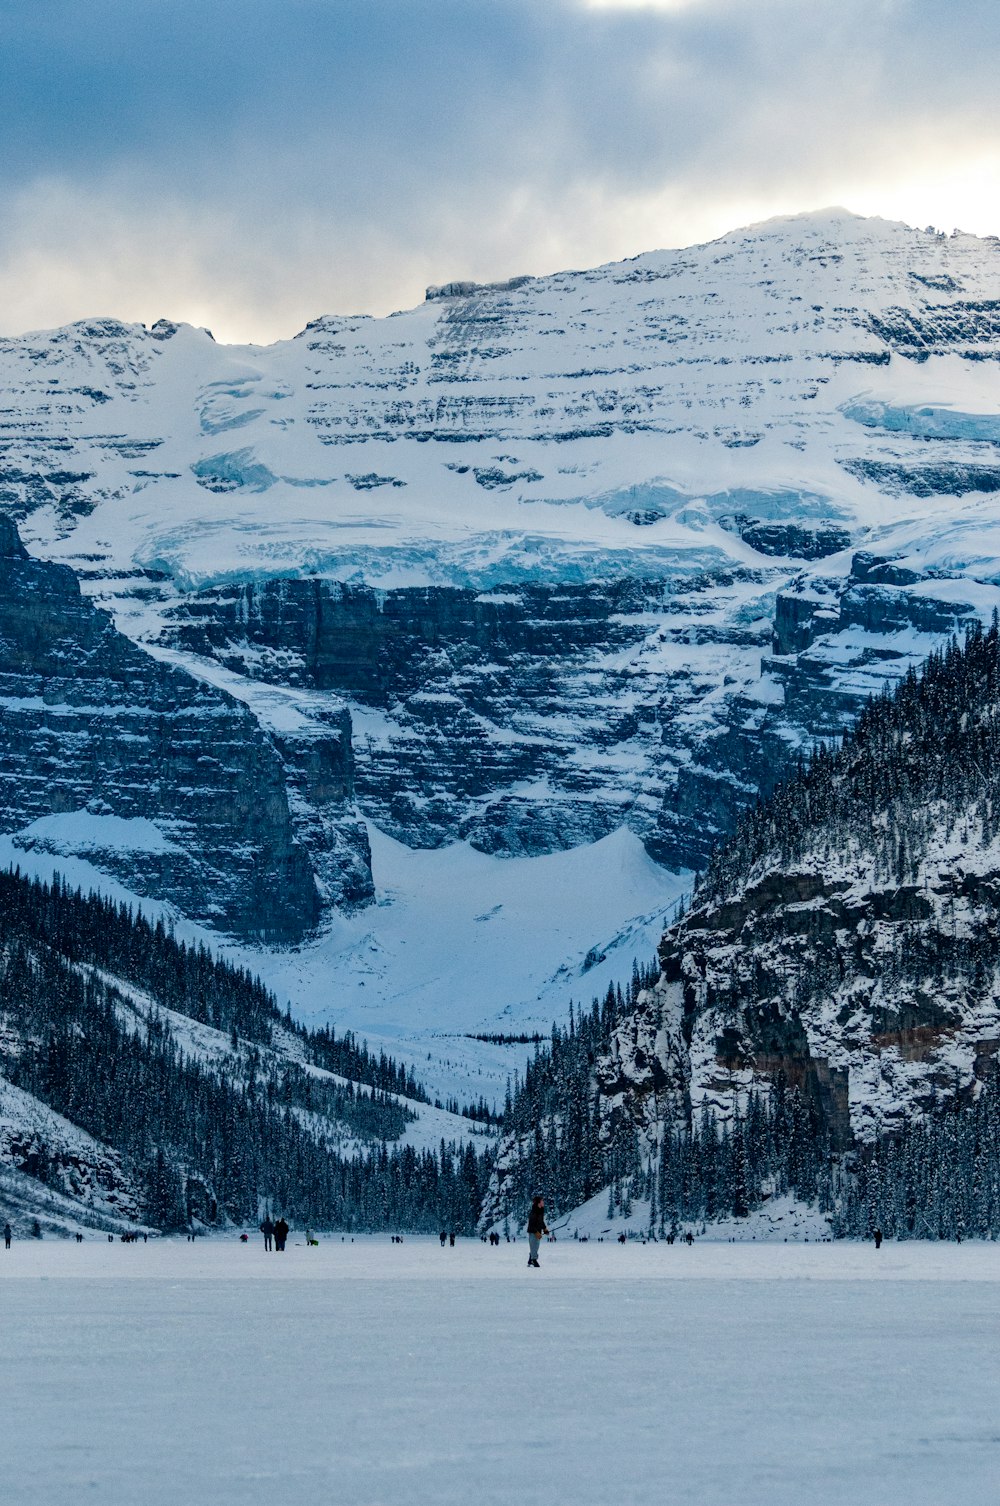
0, 824, 687, 1110
248, 824, 687, 1104
5, 1230, 1000, 1281
549, 1189, 835, 1244
3, 1236, 1000, 1506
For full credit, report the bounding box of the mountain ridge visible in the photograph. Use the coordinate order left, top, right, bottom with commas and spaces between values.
1, 207, 1000, 1076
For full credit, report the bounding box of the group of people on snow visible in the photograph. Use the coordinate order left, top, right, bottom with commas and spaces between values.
259, 1217, 290, 1251
0, 1207, 899, 1255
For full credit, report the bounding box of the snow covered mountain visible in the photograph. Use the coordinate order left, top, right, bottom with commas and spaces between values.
599, 623, 1000, 1156
480, 625, 1000, 1234
2, 207, 1000, 1059
0, 514, 370, 938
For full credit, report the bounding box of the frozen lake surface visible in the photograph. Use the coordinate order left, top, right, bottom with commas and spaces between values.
4, 1237, 1000, 1505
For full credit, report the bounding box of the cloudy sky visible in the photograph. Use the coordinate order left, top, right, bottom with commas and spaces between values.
0, 0, 997, 344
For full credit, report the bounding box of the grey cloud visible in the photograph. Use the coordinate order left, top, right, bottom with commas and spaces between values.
0, 0, 997, 340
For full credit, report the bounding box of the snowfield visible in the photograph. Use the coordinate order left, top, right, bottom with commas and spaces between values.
11, 210, 1000, 601
3, 1237, 1000, 1506
0, 824, 687, 1112
4, 1230, 1000, 1282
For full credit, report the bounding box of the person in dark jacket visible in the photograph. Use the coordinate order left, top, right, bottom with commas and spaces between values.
260, 1217, 275, 1252
273, 1217, 290, 1252
3, 1222, 11, 1249
526, 1196, 549, 1267
874, 1228, 883, 1250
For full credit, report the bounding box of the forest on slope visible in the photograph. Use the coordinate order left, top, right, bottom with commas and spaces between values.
486, 622, 1000, 1239
701, 613, 1000, 903
0, 871, 493, 1233
11, 621, 1000, 1239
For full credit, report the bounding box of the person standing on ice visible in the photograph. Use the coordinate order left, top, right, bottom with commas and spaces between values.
260, 1216, 275, 1252
526, 1196, 549, 1268
273, 1217, 290, 1252
3, 1222, 10, 1250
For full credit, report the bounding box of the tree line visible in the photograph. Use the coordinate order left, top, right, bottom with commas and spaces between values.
0, 867, 428, 1098
699, 615, 1000, 904
491, 621, 1000, 1236
0, 869, 494, 1231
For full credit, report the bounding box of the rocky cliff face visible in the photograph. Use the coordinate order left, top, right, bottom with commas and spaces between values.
150, 570, 778, 854
1, 211, 1000, 952
0, 515, 370, 939
598, 626, 1000, 1151
146, 551, 997, 876
599, 858, 1000, 1155
654, 554, 989, 870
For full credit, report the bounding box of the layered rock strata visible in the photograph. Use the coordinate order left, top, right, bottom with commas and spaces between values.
0, 515, 353, 939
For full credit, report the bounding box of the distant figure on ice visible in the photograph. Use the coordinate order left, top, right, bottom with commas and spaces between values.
261, 1217, 275, 1251
449, 1231, 456, 1247
274, 1217, 290, 1252
526, 1196, 549, 1268
685, 1231, 693, 1246
3, 1222, 10, 1249
439, 1231, 447, 1247
874, 1228, 883, 1250
617, 1233, 627, 1245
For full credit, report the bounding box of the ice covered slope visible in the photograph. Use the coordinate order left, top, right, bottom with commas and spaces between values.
3, 208, 1000, 896
2, 208, 999, 593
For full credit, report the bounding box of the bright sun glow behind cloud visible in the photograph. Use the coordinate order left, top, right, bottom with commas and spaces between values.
843, 151, 1000, 240
579, 0, 711, 9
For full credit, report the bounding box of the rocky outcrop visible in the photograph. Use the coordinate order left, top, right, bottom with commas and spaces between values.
0, 1083, 145, 1228
153, 570, 780, 855
721, 516, 851, 560
600, 625, 1000, 1153
0, 519, 335, 940
589, 858, 1000, 1158
266, 709, 373, 908
607, 858, 1000, 1153
841, 459, 1000, 496
651, 553, 985, 872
